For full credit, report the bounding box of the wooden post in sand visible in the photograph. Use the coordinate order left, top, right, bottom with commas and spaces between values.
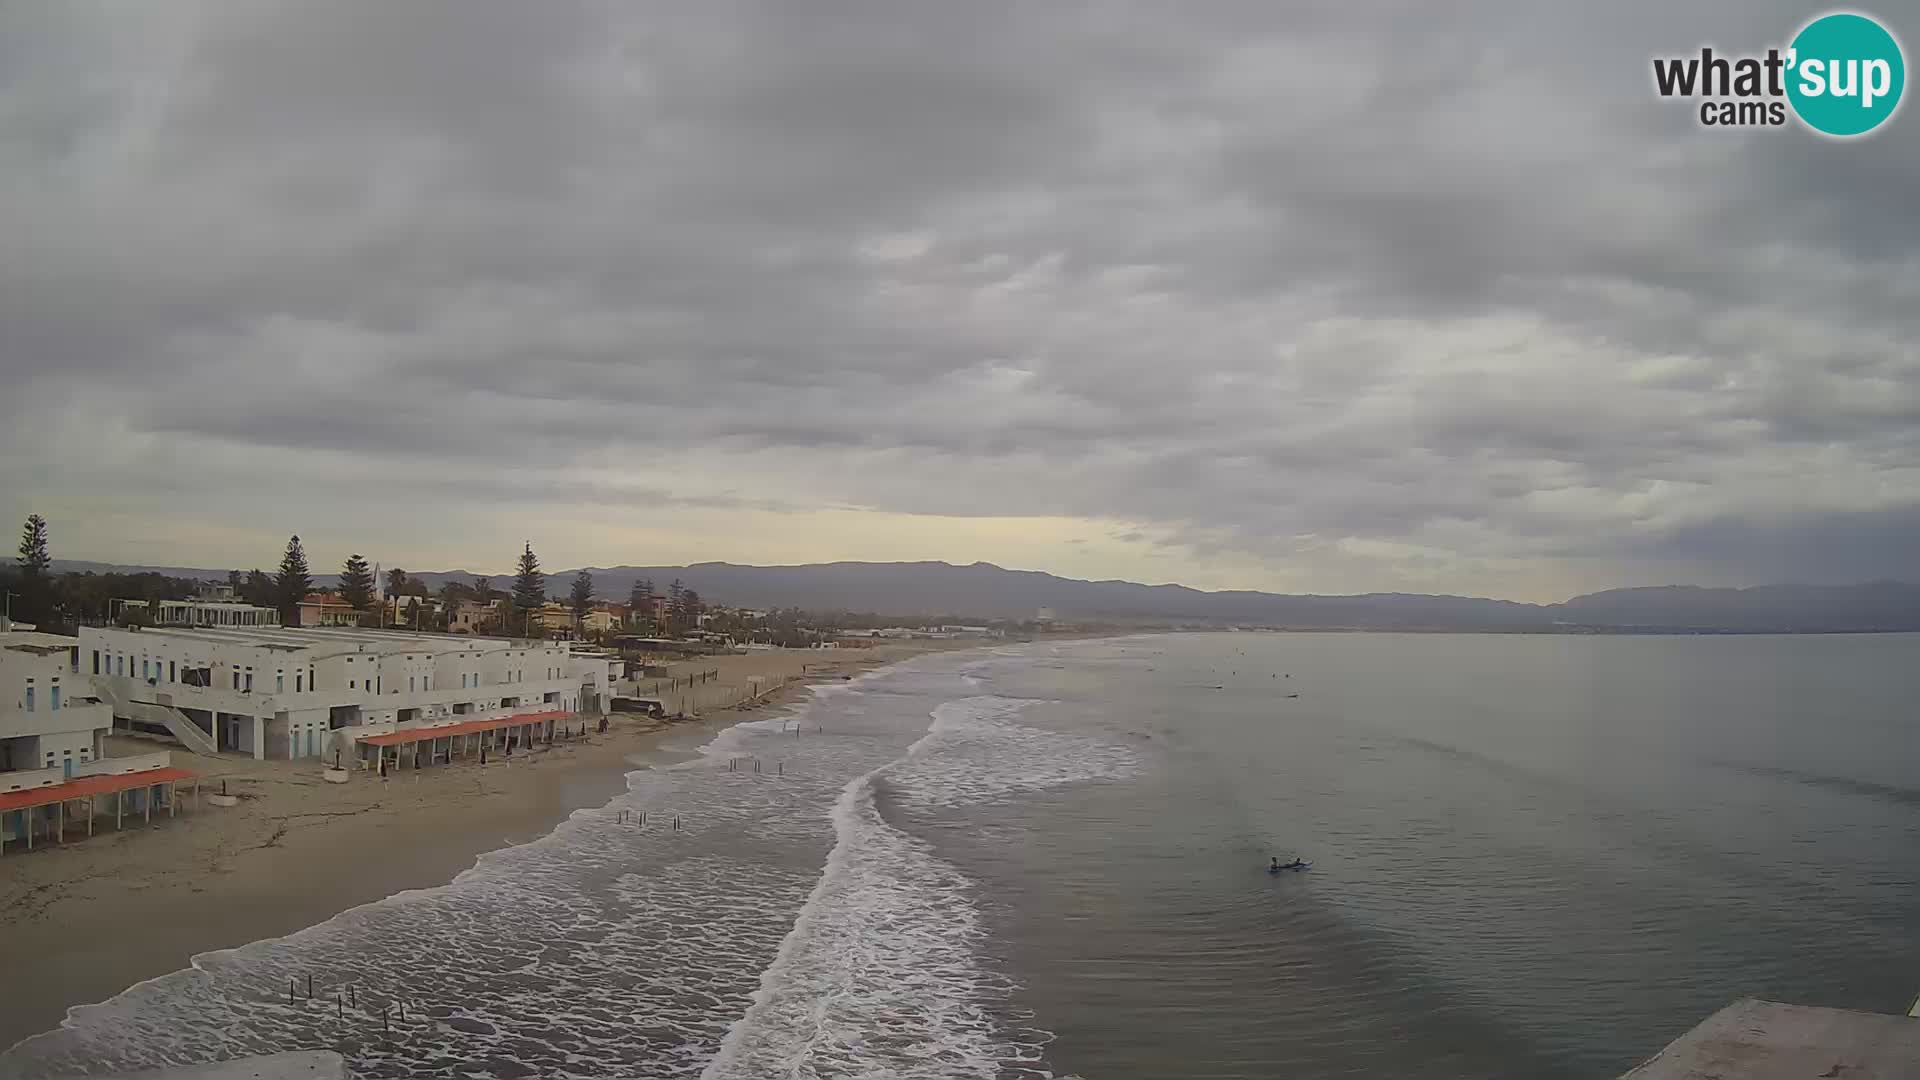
88, 795, 95, 837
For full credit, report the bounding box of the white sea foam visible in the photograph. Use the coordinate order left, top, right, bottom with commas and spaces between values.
699, 771, 1041, 1080
702, 695, 1135, 1080
890, 696, 1140, 809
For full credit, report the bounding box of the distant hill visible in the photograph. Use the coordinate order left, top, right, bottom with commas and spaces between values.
49, 558, 1917, 632
1552, 583, 1920, 632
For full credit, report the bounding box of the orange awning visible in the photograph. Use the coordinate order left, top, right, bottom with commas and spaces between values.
0, 767, 196, 815
357, 710, 572, 748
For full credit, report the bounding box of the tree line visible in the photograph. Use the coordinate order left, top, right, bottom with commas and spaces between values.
10, 515, 930, 644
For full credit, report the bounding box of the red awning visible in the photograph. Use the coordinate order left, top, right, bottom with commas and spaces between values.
356, 710, 572, 748
0, 767, 197, 814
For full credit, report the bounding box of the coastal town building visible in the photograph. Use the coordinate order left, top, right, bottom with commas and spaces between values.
449, 598, 508, 635
78, 623, 610, 764
295, 593, 363, 628
111, 597, 281, 629
632, 595, 670, 627
531, 604, 578, 636
382, 594, 438, 628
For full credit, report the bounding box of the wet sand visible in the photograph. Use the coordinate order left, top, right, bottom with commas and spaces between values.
0, 641, 966, 1052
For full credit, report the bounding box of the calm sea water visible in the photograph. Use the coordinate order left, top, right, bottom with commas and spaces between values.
4, 633, 1916, 1079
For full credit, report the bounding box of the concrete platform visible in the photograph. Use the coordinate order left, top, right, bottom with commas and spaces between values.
96, 1051, 348, 1080
1622, 998, 1920, 1079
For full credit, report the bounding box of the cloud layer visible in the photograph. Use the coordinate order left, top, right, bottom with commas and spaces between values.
3, 1, 1915, 601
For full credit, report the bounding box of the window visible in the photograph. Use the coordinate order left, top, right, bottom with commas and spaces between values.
169, 660, 176, 682
244, 673, 253, 692
25, 686, 35, 711
277, 674, 284, 693
51, 686, 61, 711
409, 676, 416, 693
349, 680, 356, 690
233, 671, 241, 690
92, 650, 100, 675
296, 673, 304, 692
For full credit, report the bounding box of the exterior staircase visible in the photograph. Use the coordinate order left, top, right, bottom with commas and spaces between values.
93, 680, 220, 756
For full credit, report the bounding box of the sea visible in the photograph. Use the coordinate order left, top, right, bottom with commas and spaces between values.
3, 632, 1917, 1079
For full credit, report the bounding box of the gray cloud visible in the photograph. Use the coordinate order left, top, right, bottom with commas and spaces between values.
1, 0, 1915, 599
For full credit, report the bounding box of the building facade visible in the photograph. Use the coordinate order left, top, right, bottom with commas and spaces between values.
112, 597, 281, 629
448, 598, 507, 635
1, 625, 112, 776
78, 624, 610, 763
296, 594, 364, 627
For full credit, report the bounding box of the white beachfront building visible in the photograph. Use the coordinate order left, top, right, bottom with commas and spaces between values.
1, 621, 112, 775
77, 624, 618, 764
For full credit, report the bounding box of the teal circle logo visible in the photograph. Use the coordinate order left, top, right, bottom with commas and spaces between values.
1787, 12, 1905, 136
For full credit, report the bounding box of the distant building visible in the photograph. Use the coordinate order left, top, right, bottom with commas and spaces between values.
383, 595, 437, 627
631, 595, 670, 628
531, 605, 577, 636
448, 598, 507, 635
296, 593, 363, 628
1035, 607, 1056, 623
112, 597, 281, 629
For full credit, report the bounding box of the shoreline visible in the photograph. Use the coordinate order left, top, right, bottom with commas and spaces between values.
0, 642, 970, 1054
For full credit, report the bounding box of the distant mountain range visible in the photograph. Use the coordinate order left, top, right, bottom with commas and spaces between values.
44, 558, 1920, 632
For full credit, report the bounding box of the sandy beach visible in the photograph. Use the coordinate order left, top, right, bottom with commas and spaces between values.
0, 641, 969, 1053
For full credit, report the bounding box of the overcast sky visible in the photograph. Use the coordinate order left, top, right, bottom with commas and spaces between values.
3, 2, 1915, 602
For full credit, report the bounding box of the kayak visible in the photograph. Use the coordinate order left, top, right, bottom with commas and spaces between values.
1267, 861, 1311, 873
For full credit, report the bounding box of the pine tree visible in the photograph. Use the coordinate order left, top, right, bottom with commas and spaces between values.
628, 578, 654, 632
242, 568, 275, 607
569, 569, 595, 624
684, 589, 704, 630
339, 553, 375, 612
14, 514, 51, 624
385, 567, 408, 596
511, 543, 546, 636
275, 535, 313, 624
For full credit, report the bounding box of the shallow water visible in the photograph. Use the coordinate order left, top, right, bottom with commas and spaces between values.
4, 633, 1916, 1079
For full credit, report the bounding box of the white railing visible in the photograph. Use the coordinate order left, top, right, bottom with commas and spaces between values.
0, 700, 111, 741
72, 751, 171, 778
0, 752, 170, 795
0, 767, 66, 794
